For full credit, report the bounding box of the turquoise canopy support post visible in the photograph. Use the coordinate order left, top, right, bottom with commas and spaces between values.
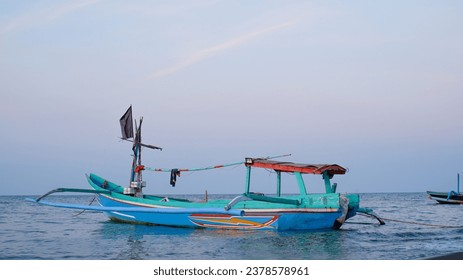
276, 171, 281, 197
130, 145, 139, 182
294, 172, 307, 195
323, 171, 334, 193
245, 166, 251, 194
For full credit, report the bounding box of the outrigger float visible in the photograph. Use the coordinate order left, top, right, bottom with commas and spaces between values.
28, 107, 384, 230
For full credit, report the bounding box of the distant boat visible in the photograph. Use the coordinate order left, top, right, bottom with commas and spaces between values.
27, 106, 384, 230
427, 174, 463, 204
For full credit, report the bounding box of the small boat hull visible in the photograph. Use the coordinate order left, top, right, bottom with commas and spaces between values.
427, 191, 463, 204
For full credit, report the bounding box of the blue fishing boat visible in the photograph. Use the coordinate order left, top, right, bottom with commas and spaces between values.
28, 107, 384, 230
427, 174, 463, 204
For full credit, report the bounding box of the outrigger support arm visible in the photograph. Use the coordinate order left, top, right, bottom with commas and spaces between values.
245, 193, 301, 205
34, 188, 112, 202
224, 195, 253, 211
224, 193, 301, 211
357, 208, 386, 225
27, 197, 245, 216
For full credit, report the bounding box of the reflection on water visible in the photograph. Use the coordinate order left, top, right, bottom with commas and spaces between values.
93, 220, 348, 259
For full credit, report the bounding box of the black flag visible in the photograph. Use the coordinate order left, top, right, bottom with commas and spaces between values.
120, 106, 134, 139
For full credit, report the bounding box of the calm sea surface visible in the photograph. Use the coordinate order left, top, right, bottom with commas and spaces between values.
1, 193, 463, 260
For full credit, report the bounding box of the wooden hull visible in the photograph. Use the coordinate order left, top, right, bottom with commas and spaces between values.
427, 191, 463, 204
88, 174, 359, 231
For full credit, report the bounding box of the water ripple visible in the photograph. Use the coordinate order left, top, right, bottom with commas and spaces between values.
2, 193, 463, 259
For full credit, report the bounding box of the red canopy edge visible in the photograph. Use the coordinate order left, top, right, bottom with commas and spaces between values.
245, 159, 347, 176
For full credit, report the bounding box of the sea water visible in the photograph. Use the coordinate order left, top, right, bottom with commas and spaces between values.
1, 193, 463, 260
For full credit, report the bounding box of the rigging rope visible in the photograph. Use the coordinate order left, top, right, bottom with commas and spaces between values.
145, 160, 243, 173
144, 154, 292, 173
72, 196, 96, 217
358, 213, 463, 228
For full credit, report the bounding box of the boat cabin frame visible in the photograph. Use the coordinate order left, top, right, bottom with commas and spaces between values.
244, 158, 347, 196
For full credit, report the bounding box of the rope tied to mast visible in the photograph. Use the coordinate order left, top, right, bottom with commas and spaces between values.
134, 165, 145, 173
144, 154, 292, 174
144, 154, 291, 187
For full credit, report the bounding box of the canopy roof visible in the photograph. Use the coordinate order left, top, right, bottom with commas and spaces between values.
245, 158, 346, 176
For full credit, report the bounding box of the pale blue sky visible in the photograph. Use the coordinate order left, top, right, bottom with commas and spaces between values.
1, 1, 462, 195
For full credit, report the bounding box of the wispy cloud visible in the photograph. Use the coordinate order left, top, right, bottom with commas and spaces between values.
147, 20, 297, 80
0, 0, 101, 35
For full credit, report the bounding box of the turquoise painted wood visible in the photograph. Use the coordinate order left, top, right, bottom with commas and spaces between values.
294, 172, 307, 195
245, 166, 251, 194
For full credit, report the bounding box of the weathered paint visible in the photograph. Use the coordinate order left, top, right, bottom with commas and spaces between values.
323, 171, 334, 193
245, 159, 346, 176
294, 172, 307, 195
245, 166, 251, 194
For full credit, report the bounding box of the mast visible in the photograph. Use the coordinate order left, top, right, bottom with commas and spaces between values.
119, 106, 162, 196
458, 173, 460, 194
132, 117, 143, 184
